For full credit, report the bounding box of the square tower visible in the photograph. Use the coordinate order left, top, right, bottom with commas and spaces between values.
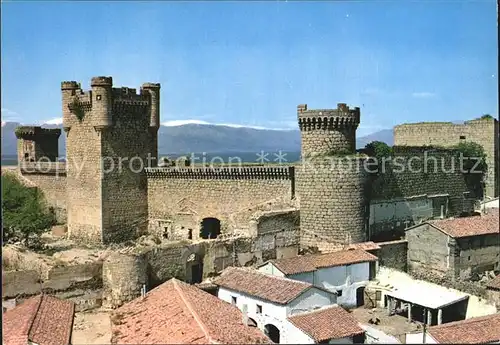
61, 76, 160, 244
15, 126, 61, 163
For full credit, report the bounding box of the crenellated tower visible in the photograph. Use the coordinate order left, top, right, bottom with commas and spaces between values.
15, 126, 61, 163
62, 76, 161, 244
296, 103, 369, 249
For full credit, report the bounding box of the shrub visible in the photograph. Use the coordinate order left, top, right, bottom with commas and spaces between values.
2, 174, 54, 247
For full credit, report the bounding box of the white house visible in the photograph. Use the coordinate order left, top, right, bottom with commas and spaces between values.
405, 312, 500, 344
213, 267, 341, 344
258, 249, 378, 308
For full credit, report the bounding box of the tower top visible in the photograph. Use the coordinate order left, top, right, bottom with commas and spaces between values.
91, 76, 113, 87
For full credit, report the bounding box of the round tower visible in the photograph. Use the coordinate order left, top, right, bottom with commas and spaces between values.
296, 103, 368, 249
298, 103, 360, 157
91, 76, 113, 131
61, 81, 80, 133
102, 252, 148, 309
141, 82, 161, 129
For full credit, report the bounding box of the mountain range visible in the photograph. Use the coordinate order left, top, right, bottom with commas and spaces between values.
1, 121, 393, 157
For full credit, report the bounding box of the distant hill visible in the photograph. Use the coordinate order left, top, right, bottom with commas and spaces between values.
1, 121, 394, 157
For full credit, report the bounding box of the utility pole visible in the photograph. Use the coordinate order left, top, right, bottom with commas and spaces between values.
422, 307, 427, 343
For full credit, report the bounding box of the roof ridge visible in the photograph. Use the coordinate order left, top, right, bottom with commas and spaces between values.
236, 267, 312, 287
26, 295, 44, 341
172, 279, 219, 344
288, 305, 341, 319
429, 313, 500, 330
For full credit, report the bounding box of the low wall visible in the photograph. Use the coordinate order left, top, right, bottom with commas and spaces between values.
2, 262, 102, 301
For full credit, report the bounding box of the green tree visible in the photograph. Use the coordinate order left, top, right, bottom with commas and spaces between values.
452, 141, 487, 173
480, 114, 494, 120
364, 141, 393, 161
2, 174, 54, 246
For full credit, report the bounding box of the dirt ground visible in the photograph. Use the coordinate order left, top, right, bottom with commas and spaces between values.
71, 309, 112, 345
351, 307, 421, 340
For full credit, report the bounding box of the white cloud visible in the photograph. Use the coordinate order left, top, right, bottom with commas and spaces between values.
161, 119, 212, 126
411, 92, 436, 98
43, 117, 64, 125
1, 108, 21, 122
161, 119, 294, 131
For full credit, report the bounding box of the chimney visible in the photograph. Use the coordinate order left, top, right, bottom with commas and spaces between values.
242, 304, 248, 326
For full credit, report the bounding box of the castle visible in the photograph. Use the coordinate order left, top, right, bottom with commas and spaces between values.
13, 76, 489, 250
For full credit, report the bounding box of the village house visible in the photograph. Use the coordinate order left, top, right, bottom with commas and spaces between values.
257, 249, 378, 308
109, 278, 271, 344
486, 274, 500, 308
213, 267, 340, 343
406, 209, 500, 280
405, 312, 500, 344
3, 294, 75, 345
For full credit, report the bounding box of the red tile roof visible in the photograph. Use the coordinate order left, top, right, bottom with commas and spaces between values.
428, 209, 499, 238
427, 313, 500, 344
267, 249, 378, 275
3, 295, 75, 345
288, 306, 364, 342
111, 278, 271, 344
213, 267, 313, 304
486, 275, 500, 290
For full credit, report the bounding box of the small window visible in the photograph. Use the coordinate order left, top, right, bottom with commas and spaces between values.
96, 94, 102, 101
468, 256, 471, 261
256, 304, 262, 314
460, 135, 466, 140
337, 290, 343, 297
375, 291, 382, 301
231, 296, 237, 305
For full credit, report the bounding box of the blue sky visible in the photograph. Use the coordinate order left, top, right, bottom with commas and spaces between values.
1, 1, 497, 136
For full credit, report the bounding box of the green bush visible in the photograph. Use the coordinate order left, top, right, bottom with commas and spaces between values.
364, 141, 393, 161
2, 174, 54, 246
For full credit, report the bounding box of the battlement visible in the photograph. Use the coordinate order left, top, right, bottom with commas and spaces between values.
297, 103, 360, 131
145, 166, 294, 180
62, 76, 161, 132
15, 126, 62, 139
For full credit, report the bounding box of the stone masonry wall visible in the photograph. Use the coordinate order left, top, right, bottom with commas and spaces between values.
370, 147, 479, 216
376, 239, 408, 272
394, 118, 499, 197
296, 157, 369, 248
147, 170, 293, 237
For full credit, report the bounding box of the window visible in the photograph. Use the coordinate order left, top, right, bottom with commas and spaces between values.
468, 256, 471, 261
256, 304, 262, 314
96, 94, 102, 101
231, 296, 237, 305
337, 290, 343, 297
460, 135, 466, 140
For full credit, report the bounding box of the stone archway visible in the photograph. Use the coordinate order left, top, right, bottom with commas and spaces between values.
200, 217, 221, 239
264, 324, 280, 343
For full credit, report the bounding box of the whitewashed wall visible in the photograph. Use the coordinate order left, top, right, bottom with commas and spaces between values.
258, 263, 286, 277
405, 332, 437, 344
218, 286, 336, 344
286, 288, 337, 316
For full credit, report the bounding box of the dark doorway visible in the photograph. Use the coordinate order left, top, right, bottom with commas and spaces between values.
186, 253, 204, 284
356, 287, 365, 307
247, 317, 258, 327
200, 218, 221, 239
264, 324, 280, 343
188, 228, 193, 240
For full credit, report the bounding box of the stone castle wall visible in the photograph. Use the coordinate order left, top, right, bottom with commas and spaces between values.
146, 166, 295, 238
394, 118, 499, 197
61, 77, 160, 244
296, 157, 369, 248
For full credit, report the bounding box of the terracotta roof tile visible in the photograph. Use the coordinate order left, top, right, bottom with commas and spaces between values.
487, 275, 500, 290
428, 209, 499, 238
427, 313, 500, 344
269, 249, 378, 275
111, 278, 271, 344
288, 306, 364, 342
3, 295, 75, 345
213, 267, 312, 304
